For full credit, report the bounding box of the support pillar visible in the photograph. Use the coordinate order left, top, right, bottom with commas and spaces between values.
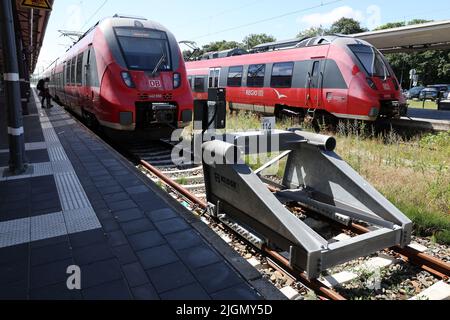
0, 0, 27, 175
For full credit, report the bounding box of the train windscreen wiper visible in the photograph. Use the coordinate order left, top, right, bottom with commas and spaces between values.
151, 52, 166, 77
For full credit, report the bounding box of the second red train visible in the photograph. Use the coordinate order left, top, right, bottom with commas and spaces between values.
186, 36, 408, 122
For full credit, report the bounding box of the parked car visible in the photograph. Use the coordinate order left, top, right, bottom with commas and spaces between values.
430, 84, 450, 91
419, 87, 440, 101
406, 86, 425, 99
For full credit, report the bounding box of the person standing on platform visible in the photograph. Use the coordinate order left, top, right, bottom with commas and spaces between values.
43, 78, 53, 109
37, 78, 45, 106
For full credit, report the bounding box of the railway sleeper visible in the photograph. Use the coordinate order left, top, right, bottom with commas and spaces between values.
201, 129, 413, 279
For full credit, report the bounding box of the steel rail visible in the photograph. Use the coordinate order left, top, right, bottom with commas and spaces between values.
349, 223, 450, 280
140, 159, 207, 209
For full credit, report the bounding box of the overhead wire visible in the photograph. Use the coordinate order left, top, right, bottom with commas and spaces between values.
189, 0, 344, 40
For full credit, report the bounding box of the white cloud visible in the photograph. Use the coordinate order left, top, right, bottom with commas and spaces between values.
298, 6, 365, 28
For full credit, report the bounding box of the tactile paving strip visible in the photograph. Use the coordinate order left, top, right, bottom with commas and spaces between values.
48, 146, 69, 162
51, 160, 74, 174
55, 172, 92, 211
0, 218, 30, 248
33, 162, 54, 177
64, 208, 101, 234
31, 212, 67, 242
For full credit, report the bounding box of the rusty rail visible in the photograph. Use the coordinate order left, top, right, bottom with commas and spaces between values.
264, 248, 346, 301
349, 223, 450, 280
140, 159, 207, 209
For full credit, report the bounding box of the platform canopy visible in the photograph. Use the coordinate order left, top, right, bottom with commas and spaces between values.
0, 0, 54, 74
352, 20, 450, 54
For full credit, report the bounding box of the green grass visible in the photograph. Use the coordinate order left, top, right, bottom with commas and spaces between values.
394, 201, 450, 245
408, 99, 438, 110
176, 177, 188, 185
334, 128, 449, 244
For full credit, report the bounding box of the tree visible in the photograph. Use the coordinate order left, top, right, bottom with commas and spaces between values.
374, 22, 406, 31
408, 19, 432, 25
202, 40, 243, 53
297, 26, 329, 39
329, 17, 368, 35
242, 33, 276, 49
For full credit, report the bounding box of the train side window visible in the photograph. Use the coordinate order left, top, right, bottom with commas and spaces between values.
227, 66, 243, 87
208, 68, 221, 88
86, 47, 91, 66
271, 62, 294, 88
208, 69, 214, 88
86, 46, 99, 87
311, 61, 320, 89
194, 77, 205, 92
70, 57, 76, 85
64, 62, 69, 86
214, 69, 220, 87
247, 64, 265, 87
187, 76, 193, 89
76, 54, 83, 85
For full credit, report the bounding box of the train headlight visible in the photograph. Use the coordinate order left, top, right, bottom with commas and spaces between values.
121, 71, 135, 88
173, 73, 181, 89
366, 78, 378, 91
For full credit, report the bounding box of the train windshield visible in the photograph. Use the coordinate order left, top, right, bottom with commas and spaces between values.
348, 44, 390, 78
115, 28, 171, 71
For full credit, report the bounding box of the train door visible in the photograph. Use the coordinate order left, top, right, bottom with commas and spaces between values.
62, 61, 68, 105
306, 60, 323, 111
84, 45, 100, 112
208, 68, 221, 89
51, 60, 57, 97
79, 49, 90, 112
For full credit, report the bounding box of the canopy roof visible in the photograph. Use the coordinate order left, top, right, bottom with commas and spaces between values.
0, 0, 54, 73
352, 20, 450, 53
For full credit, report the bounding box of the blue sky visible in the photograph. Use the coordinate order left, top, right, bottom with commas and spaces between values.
35, 0, 450, 72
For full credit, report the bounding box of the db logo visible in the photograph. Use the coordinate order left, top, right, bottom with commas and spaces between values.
149, 80, 162, 88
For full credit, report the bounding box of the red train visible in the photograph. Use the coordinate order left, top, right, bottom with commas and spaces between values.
45, 15, 193, 139
186, 36, 407, 122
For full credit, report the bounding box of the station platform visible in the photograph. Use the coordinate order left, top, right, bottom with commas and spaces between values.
392, 108, 450, 131
407, 108, 450, 122
0, 90, 279, 300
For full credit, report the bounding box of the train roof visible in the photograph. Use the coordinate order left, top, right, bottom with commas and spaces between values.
194, 35, 374, 63
45, 14, 183, 74
187, 35, 374, 69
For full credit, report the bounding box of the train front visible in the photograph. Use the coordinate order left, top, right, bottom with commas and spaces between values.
100, 18, 193, 139
341, 38, 408, 121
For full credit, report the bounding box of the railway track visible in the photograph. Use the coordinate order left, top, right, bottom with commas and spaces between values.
125, 141, 450, 301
